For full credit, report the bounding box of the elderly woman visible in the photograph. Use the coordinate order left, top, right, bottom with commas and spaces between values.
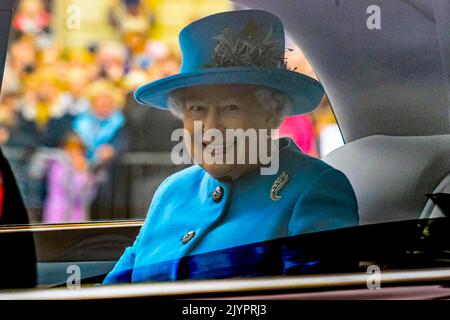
103, 9, 358, 284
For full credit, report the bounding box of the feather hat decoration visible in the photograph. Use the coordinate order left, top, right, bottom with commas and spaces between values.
205, 20, 290, 70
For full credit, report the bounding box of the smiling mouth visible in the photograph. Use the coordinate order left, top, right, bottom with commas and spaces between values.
203, 142, 236, 156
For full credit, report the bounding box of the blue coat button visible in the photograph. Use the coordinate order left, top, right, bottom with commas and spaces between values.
182, 231, 196, 244
212, 186, 224, 202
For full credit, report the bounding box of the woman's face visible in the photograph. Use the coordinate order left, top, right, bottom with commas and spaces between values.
182, 84, 277, 181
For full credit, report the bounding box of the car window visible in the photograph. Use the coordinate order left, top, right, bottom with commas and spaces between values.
1, 1, 450, 295
0, 0, 341, 225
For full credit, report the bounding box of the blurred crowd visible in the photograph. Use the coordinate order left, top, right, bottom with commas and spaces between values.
0, 0, 342, 224
0, 0, 183, 223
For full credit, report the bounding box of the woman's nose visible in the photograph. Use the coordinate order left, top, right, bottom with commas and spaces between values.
202, 107, 224, 144
202, 107, 221, 132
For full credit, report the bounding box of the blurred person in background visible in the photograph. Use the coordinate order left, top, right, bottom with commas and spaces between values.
72, 80, 128, 170
37, 44, 68, 83
33, 46, 89, 147
95, 41, 129, 84
0, 92, 38, 148
58, 67, 90, 116
19, 69, 69, 145
41, 132, 98, 223
12, 0, 50, 37
18, 70, 72, 218
9, 36, 38, 78
66, 48, 98, 80
40, 67, 91, 147
109, 0, 154, 57
72, 81, 129, 220
146, 53, 181, 82
144, 40, 170, 61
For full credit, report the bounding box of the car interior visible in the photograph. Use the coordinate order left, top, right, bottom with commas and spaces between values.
238, 0, 450, 225
0, 0, 450, 293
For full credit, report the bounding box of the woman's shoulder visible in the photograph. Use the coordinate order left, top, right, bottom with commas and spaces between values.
153, 165, 205, 195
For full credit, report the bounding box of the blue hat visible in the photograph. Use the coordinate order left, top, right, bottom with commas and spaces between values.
135, 9, 324, 115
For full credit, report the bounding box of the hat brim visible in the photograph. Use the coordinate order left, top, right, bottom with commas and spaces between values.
134, 66, 324, 116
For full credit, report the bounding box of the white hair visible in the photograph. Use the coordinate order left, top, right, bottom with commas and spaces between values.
167, 85, 292, 127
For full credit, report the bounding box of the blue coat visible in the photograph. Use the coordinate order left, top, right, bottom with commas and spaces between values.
103, 138, 359, 283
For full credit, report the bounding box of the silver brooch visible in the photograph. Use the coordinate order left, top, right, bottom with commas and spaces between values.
270, 171, 289, 201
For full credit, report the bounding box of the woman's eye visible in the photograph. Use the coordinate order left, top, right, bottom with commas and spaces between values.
222, 104, 239, 112
186, 105, 206, 112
